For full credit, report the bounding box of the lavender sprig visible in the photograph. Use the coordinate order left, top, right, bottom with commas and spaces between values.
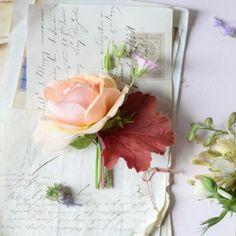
46, 183, 79, 207
213, 17, 235, 37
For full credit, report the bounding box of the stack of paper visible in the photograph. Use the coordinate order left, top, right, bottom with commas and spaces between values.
0, 1, 188, 235
0, 0, 13, 99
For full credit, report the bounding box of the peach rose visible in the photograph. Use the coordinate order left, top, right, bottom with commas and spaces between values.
34, 74, 129, 150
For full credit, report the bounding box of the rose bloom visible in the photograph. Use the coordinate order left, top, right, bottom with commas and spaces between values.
34, 74, 128, 149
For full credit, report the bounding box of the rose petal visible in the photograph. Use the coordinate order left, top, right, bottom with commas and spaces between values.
33, 119, 79, 150
44, 77, 93, 102
99, 74, 117, 88
63, 84, 99, 109
44, 80, 75, 102
82, 85, 129, 134
48, 101, 86, 126
78, 74, 104, 91
84, 88, 121, 125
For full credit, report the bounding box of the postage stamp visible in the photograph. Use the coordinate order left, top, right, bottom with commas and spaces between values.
130, 33, 164, 79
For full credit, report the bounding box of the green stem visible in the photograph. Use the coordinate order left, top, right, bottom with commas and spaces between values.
115, 57, 121, 76
95, 141, 102, 189
199, 127, 228, 134
105, 169, 112, 188
129, 76, 136, 87
201, 209, 228, 233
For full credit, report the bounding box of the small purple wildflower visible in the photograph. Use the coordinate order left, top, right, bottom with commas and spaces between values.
213, 17, 235, 37
133, 54, 159, 72
46, 183, 79, 207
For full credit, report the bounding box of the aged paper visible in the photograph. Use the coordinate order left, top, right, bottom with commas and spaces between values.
0, 1, 189, 235
13, 56, 27, 108
0, 2, 186, 235
0, 0, 31, 110
0, 44, 7, 81
25, 3, 172, 236
26, 4, 173, 110
0, 1, 13, 96
0, 109, 170, 236
0, 2, 12, 44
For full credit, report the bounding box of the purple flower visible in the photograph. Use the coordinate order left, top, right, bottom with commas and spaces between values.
213, 17, 235, 37
47, 183, 80, 207
59, 191, 76, 207
133, 54, 159, 72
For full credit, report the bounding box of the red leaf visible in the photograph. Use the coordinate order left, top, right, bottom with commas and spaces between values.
98, 92, 175, 172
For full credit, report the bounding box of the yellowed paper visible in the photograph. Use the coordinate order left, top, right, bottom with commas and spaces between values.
0, 44, 7, 76
0, 2, 13, 44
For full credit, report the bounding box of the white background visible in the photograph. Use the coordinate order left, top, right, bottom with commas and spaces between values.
145, 0, 236, 235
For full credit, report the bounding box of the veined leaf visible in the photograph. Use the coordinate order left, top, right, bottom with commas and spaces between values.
201, 176, 218, 195
70, 134, 97, 149
98, 92, 174, 172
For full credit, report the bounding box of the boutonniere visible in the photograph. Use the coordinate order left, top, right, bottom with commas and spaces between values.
188, 112, 236, 233
34, 42, 175, 191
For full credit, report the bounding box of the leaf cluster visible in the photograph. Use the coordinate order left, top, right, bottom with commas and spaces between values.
103, 43, 127, 73
102, 110, 134, 130
200, 177, 236, 233
131, 67, 146, 79
70, 110, 134, 150
70, 134, 97, 149
187, 115, 231, 147
46, 183, 63, 201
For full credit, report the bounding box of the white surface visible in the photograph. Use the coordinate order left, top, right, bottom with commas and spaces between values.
143, 0, 236, 235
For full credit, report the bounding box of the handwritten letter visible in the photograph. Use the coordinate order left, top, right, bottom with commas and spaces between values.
27, 4, 173, 110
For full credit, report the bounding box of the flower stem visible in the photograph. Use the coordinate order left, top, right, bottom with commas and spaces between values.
95, 139, 113, 189
199, 127, 228, 134
129, 77, 135, 87
115, 57, 121, 76
105, 169, 112, 188
95, 141, 102, 189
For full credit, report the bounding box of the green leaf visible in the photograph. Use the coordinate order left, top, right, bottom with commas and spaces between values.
112, 44, 119, 56
46, 183, 62, 201
136, 68, 146, 78
103, 46, 114, 72
112, 43, 127, 58
205, 117, 213, 128
201, 216, 221, 226
228, 112, 236, 129
187, 123, 201, 142
70, 134, 97, 149
230, 204, 236, 213
201, 176, 218, 195
118, 44, 126, 58
201, 209, 228, 233
102, 110, 134, 131
131, 67, 137, 78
